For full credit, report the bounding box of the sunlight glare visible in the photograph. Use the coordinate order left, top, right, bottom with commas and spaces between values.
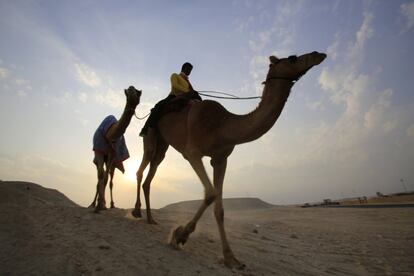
123, 159, 139, 182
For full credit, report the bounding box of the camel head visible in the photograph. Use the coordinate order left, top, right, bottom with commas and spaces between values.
266, 51, 327, 83
124, 85, 142, 107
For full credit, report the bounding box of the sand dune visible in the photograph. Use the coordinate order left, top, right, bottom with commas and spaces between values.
162, 197, 274, 212
1, 180, 413, 275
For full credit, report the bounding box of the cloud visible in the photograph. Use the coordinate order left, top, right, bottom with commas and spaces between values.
0, 63, 32, 96
94, 88, 125, 109
400, 1, 414, 31
17, 90, 27, 97
0, 67, 9, 78
363, 89, 392, 131
299, 7, 400, 166
44, 90, 73, 105
235, 15, 254, 33
348, 12, 374, 60
306, 100, 324, 111
244, 2, 306, 97
74, 63, 101, 88
327, 34, 340, 61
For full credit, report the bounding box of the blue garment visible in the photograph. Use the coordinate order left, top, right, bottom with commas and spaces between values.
93, 115, 130, 165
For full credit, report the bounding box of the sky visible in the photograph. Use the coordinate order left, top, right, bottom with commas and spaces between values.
1, 0, 413, 208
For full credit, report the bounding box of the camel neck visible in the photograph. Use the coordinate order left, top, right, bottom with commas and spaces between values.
224, 80, 293, 145
106, 104, 136, 141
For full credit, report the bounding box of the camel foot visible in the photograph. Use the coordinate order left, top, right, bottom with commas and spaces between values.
88, 202, 96, 208
131, 208, 142, 218
223, 255, 245, 270
94, 204, 107, 213
110, 202, 115, 209
170, 226, 188, 249
147, 216, 158, 225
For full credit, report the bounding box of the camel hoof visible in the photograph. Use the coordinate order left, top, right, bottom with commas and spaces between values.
224, 256, 245, 270
131, 209, 142, 218
110, 202, 115, 209
170, 226, 187, 249
94, 205, 107, 213
147, 218, 158, 225
88, 203, 96, 208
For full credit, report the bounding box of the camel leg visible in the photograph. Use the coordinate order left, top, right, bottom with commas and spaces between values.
132, 131, 157, 218
142, 138, 169, 224
212, 158, 245, 269
109, 164, 116, 208
90, 189, 98, 208
95, 154, 113, 212
89, 154, 104, 208
170, 155, 217, 248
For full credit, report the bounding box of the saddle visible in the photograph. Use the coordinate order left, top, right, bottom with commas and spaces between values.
161, 91, 201, 116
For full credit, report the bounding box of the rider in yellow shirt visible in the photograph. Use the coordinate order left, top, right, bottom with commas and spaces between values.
139, 62, 201, 137
170, 63, 193, 95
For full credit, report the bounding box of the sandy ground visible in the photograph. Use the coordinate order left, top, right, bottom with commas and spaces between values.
1, 181, 414, 276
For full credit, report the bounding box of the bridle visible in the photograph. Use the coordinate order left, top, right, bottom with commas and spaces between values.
265, 58, 304, 83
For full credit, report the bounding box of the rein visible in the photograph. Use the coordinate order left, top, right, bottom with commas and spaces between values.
134, 111, 150, 120
198, 91, 261, 100
198, 75, 299, 100
133, 65, 301, 120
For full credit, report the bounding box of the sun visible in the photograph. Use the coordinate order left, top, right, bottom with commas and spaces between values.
123, 160, 139, 182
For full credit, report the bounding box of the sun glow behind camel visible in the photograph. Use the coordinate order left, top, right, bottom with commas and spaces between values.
0, 1, 413, 209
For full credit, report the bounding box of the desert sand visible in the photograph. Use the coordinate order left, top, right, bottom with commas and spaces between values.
1, 181, 413, 275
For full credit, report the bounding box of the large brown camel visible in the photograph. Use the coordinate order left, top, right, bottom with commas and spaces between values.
133, 51, 326, 268
91, 86, 141, 212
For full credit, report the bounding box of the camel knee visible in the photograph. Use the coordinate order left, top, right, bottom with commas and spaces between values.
214, 207, 224, 222
204, 193, 216, 206
97, 167, 104, 180
142, 182, 150, 194
136, 170, 143, 182
144, 148, 156, 160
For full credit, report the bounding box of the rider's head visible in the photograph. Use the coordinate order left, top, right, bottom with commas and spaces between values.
181, 62, 193, 76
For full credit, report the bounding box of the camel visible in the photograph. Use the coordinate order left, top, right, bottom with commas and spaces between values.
90, 86, 142, 212
132, 51, 326, 268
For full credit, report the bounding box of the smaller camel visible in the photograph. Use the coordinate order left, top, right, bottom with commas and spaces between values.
133, 51, 326, 268
90, 86, 141, 211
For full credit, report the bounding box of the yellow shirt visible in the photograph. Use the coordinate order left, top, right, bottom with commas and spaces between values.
170, 73, 191, 96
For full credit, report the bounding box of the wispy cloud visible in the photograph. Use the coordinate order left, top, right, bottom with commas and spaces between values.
306, 100, 324, 111
0, 67, 9, 78
250, 4, 411, 174
348, 12, 374, 60
238, 2, 307, 98
400, 1, 414, 31
363, 89, 392, 131
74, 63, 101, 88
315, 12, 393, 158
94, 88, 125, 109
0, 63, 32, 97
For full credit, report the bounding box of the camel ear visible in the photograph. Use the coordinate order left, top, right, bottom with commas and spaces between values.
269, 56, 279, 65
124, 89, 127, 96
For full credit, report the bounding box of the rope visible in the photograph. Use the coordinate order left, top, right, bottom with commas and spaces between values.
132, 90, 260, 121
134, 111, 150, 120
198, 90, 261, 100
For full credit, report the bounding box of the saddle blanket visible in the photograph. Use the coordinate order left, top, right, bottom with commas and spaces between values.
92, 115, 129, 171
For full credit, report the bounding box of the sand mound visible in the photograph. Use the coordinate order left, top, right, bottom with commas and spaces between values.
0, 181, 78, 208
1, 181, 413, 275
162, 197, 274, 212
